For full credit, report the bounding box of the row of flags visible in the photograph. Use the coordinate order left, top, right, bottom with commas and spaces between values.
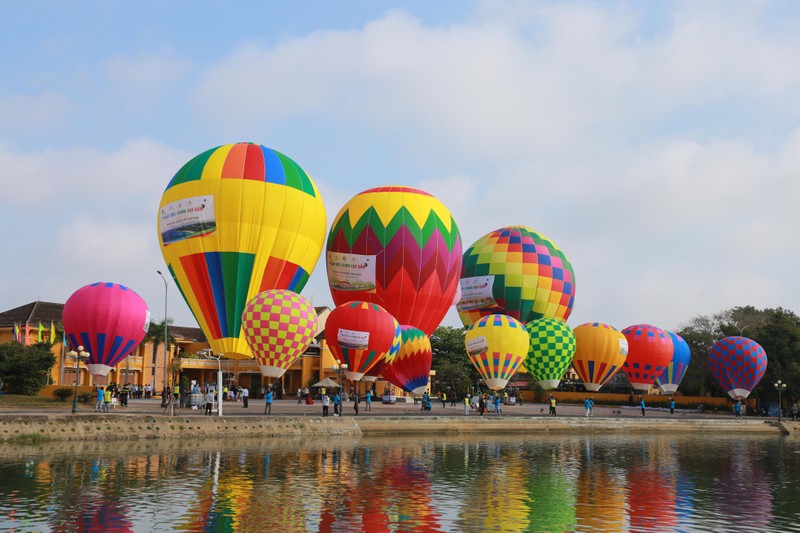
11, 321, 61, 345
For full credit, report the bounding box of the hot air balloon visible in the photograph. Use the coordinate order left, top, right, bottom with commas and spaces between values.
381, 326, 433, 395
360, 329, 402, 383
457, 226, 576, 327
622, 324, 674, 392
656, 332, 691, 394
325, 301, 401, 381
242, 290, 318, 382
326, 186, 462, 335
571, 323, 628, 392
62, 282, 150, 377
708, 336, 767, 400
524, 318, 576, 390
157, 143, 326, 359
464, 314, 529, 390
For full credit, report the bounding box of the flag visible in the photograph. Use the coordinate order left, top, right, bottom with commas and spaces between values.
25, 323, 30, 345
38, 322, 44, 342
13, 323, 19, 343
50, 322, 56, 344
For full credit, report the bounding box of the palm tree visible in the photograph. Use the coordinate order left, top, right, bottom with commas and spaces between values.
144, 318, 175, 389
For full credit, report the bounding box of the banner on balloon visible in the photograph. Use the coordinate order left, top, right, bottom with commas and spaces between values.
326, 251, 376, 291
466, 335, 489, 357
457, 276, 496, 311
159, 196, 216, 245
338, 329, 370, 350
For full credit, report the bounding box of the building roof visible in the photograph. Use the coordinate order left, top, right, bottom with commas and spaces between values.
0, 301, 65, 327
170, 325, 207, 343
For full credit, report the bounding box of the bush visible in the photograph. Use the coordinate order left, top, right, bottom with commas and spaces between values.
52, 387, 74, 402
79, 391, 94, 405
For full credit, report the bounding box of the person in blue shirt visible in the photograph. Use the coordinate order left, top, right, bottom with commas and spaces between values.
95, 387, 104, 412
584, 397, 594, 417
494, 395, 502, 416
264, 389, 273, 414
640, 396, 646, 417
333, 392, 341, 416
734, 401, 742, 419
669, 398, 676, 415
365, 390, 372, 412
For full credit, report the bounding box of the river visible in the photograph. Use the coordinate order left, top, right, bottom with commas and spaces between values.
1, 433, 798, 532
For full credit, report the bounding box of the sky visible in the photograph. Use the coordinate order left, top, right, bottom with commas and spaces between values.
2, 0, 799, 333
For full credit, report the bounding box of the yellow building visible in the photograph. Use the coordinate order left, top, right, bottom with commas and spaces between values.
0, 300, 423, 399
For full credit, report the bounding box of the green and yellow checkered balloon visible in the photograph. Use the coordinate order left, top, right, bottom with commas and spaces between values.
524, 318, 576, 390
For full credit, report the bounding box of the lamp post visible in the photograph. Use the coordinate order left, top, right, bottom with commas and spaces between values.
332, 360, 348, 417
201, 349, 223, 417
774, 380, 787, 421
156, 270, 169, 395
69, 345, 89, 414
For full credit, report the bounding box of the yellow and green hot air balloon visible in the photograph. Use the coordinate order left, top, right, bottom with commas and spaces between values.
464, 314, 529, 390
158, 143, 326, 359
524, 318, 576, 390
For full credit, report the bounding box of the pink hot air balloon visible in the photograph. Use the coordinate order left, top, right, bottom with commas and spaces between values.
62, 282, 150, 377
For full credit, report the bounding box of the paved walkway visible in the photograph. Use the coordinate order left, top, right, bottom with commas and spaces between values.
0, 396, 753, 420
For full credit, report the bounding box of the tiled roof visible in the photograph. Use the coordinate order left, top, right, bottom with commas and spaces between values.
0, 301, 65, 326
170, 326, 207, 343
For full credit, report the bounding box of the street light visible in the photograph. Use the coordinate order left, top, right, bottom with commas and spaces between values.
774, 380, 787, 421
68, 345, 90, 414
332, 359, 348, 417
156, 270, 169, 395
200, 349, 223, 417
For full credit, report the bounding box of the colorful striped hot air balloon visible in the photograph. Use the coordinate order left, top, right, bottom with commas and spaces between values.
656, 332, 691, 394
242, 290, 319, 382
62, 282, 150, 377
572, 323, 628, 392
622, 324, 674, 392
457, 226, 576, 327
325, 301, 401, 381
464, 314, 529, 391
158, 143, 326, 359
326, 186, 462, 336
524, 318, 576, 390
381, 325, 433, 395
708, 336, 767, 400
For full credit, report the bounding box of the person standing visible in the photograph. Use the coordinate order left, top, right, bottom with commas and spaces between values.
450, 392, 457, 407
422, 392, 429, 411
95, 387, 104, 412
669, 398, 676, 415
734, 401, 742, 419
479, 395, 486, 416
640, 396, 646, 417
103, 387, 112, 413
494, 395, 502, 416
464, 395, 471, 416
333, 392, 341, 416
264, 389, 273, 414
791, 402, 798, 421
353, 393, 360, 416
204, 389, 214, 415
549, 395, 557, 417
322, 394, 330, 417
241, 386, 249, 408
584, 397, 594, 417
441, 391, 447, 408
365, 390, 372, 412
297, 387, 303, 404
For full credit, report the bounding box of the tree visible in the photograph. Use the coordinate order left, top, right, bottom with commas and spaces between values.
429, 326, 480, 395
0, 342, 56, 395
143, 318, 175, 385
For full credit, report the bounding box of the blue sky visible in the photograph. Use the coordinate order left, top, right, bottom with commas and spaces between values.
2, 1, 799, 334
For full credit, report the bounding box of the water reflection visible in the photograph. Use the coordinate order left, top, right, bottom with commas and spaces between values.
1, 434, 799, 532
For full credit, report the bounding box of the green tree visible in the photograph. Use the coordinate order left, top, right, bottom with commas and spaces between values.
429, 326, 479, 395
143, 318, 175, 385
0, 342, 56, 395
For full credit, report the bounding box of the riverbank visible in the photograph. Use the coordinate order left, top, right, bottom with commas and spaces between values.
0, 411, 790, 443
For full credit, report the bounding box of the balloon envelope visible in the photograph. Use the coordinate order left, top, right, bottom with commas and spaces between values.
324, 301, 401, 381
62, 282, 150, 377
656, 332, 691, 394
326, 186, 462, 336
465, 314, 529, 390
622, 324, 674, 392
708, 336, 767, 400
457, 226, 576, 327
524, 318, 576, 390
242, 290, 318, 380
158, 143, 326, 359
572, 323, 628, 392
381, 326, 433, 395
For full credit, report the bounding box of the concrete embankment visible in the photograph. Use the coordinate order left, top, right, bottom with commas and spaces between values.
0, 413, 790, 442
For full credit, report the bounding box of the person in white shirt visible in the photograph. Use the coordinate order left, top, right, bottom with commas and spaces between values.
241, 387, 249, 408
204, 391, 215, 415
321, 394, 330, 417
